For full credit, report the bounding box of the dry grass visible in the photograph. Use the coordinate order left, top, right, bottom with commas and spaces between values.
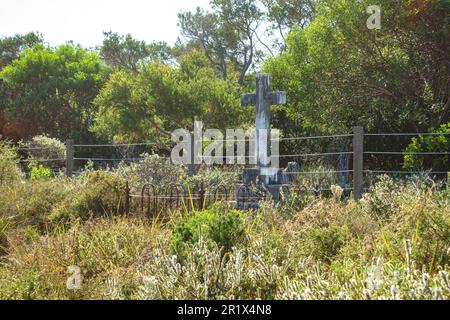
0, 145, 448, 300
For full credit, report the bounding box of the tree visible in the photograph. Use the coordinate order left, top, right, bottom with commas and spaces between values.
1, 44, 108, 141
178, 8, 234, 81
0, 33, 44, 139
264, 0, 450, 136
0, 32, 43, 70
92, 50, 249, 143
179, 0, 267, 85
100, 32, 173, 72
178, 0, 318, 84
262, 0, 316, 51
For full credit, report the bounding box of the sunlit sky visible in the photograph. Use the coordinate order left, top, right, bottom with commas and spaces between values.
0, 0, 211, 48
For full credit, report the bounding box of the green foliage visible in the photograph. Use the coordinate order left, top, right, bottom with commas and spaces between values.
0, 169, 126, 229
1, 44, 108, 140
404, 123, 450, 172
115, 154, 187, 192
170, 205, 247, 261
0, 139, 22, 185
265, 0, 450, 135
178, 2, 257, 84
302, 224, 350, 263
92, 51, 248, 143
0, 32, 43, 70
184, 166, 241, 190
101, 31, 173, 72
21, 135, 66, 162
30, 165, 51, 181
0, 173, 449, 300
374, 191, 450, 271
0, 178, 73, 229
0, 217, 154, 299
0, 216, 9, 256
262, 0, 316, 47
361, 175, 400, 219
50, 171, 126, 224
178, 0, 316, 84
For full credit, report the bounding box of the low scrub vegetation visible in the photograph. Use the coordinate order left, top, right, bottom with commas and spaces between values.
0, 143, 448, 300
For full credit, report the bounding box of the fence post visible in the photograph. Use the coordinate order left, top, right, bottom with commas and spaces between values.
353, 127, 364, 200
66, 139, 74, 178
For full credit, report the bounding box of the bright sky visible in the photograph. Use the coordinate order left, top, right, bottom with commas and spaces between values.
0, 0, 210, 48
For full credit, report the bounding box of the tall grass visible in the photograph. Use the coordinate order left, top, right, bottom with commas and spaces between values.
0, 173, 448, 300
0, 144, 448, 299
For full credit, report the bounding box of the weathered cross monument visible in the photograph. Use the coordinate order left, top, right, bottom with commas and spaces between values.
238, 74, 298, 204
241, 74, 286, 172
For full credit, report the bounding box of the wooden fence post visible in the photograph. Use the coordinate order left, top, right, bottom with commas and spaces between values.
66, 139, 74, 178
353, 127, 364, 200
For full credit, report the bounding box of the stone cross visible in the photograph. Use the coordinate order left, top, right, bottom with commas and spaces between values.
241, 74, 286, 169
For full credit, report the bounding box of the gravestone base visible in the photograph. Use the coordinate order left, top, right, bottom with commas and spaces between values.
233, 184, 262, 210
242, 168, 285, 186
243, 168, 260, 185
235, 162, 299, 210
265, 184, 284, 203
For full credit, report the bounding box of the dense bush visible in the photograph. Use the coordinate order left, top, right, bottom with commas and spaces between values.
293, 162, 342, 192
115, 154, 186, 192
184, 166, 241, 190
0, 218, 154, 299
361, 175, 400, 219
0, 216, 8, 256
30, 164, 51, 180
302, 224, 350, 264
170, 205, 247, 261
0, 177, 73, 229
0, 169, 448, 300
50, 171, 126, 224
0, 140, 22, 185
20, 135, 66, 161
403, 124, 450, 172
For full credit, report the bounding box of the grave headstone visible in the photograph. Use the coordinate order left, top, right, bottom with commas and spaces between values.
236, 74, 299, 207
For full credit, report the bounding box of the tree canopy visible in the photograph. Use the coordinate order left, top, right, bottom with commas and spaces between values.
100, 31, 173, 72
0, 44, 108, 141
264, 0, 450, 136
92, 50, 250, 143
0, 0, 448, 147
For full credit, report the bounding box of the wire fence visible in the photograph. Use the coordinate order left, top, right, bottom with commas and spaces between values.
14, 129, 449, 196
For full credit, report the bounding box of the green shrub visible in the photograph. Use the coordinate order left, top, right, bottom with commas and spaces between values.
0, 217, 153, 300
30, 164, 51, 180
50, 171, 126, 224
0, 178, 73, 229
20, 135, 66, 162
302, 224, 350, 264
0, 216, 9, 256
403, 123, 449, 172
374, 189, 450, 271
170, 205, 247, 261
0, 140, 22, 185
361, 175, 400, 219
184, 166, 241, 190
115, 154, 186, 192
293, 162, 342, 191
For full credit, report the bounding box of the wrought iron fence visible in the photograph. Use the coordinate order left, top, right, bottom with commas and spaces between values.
123, 181, 356, 216
125, 183, 267, 216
